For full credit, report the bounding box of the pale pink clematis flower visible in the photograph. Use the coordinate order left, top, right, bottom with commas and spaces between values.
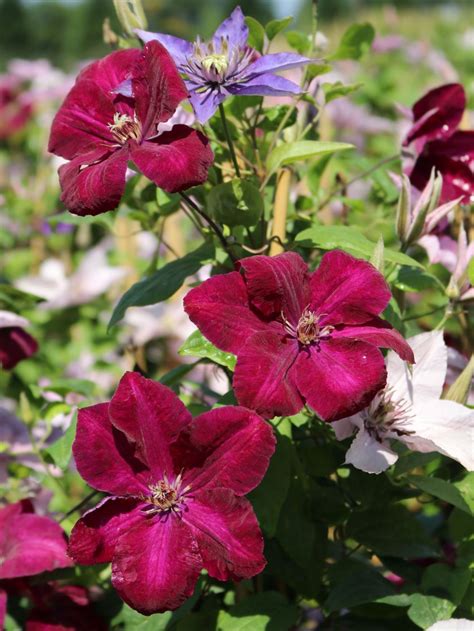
333, 331, 474, 474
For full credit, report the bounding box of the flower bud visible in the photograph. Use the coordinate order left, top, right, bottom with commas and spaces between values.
446, 275, 460, 300
113, 0, 147, 37
396, 174, 411, 244
405, 169, 438, 246
444, 355, 474, 405
370, 235, 384, 273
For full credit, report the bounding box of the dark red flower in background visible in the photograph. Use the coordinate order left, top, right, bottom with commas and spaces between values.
69, 372, 275, 614
48, 41, 213, 216
0, 75, 33, 140
0, 311, 38, 370
184, 251, 414, 422
403, 83, 474, 203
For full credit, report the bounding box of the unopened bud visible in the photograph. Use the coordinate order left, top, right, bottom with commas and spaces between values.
426, 171, 443, 215
370, 235, 384, 273
406, 168, 437, 246
444, 355, 474, 405
446, 275, 461, 300
396, 174, 411, 244
113, 0, 147, 37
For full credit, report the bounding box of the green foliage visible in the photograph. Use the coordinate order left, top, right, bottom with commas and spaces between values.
207, 179, 263, 227
331, 22, 376, 60
179, 330, 236, 370
266, 141, 353, 174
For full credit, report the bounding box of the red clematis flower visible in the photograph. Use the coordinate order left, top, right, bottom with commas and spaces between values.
0, 75, 33, 140
403, 83, 474, 203
0, 500, 73, 628
184, 250, 415, 422
0, 311, 38, 370
68, 372, 275, 615
48, 41, 213, 216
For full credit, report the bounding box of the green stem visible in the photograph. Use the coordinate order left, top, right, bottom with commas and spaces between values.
219, 103, 241, 178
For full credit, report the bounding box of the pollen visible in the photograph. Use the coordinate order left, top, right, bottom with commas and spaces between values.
201, 54, 229, 75
142, 472, 191, 517
108, 112, 141, 143
282, 307, 334, 346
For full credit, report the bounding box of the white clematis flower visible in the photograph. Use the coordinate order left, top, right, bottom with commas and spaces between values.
333, 331, 474, 474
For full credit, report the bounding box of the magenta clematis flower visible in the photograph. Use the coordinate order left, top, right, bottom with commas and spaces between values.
403, 83, 474, 203
48, 41, 213, 216
0, 310, 38, 370
137, 6, 310, 123
68, 372, 275, 614
0, 74, 33, 140
184, 251, 415, 422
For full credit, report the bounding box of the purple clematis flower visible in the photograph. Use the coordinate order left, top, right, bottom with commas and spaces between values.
137, 6, 310, 123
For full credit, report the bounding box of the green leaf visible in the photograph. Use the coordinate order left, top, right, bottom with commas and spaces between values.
245, 16, 265, 52
454, 473, 474, 514
407, 475, 473, 515
325, 568, 397, 613
47, 210, 114, 230
305, 63, 332, 81
407, 594, 454, 629
43, 412, 77, 470
394, 267, 443, 292
179, 330, 236, 371
422, 564, 471, 606
276, 474, 315, 568
108, 242, 214, 329
285, 30, 310, 55
218, 592, 299, 631
331, 22, 375, 60
0, 284, 41, 310
296, 225, 423, 267
265, 16, 293, 40
266, 141, 353, 174
323, 81, 363, 103
346, 504, 438, 558
207, 179, 263, 227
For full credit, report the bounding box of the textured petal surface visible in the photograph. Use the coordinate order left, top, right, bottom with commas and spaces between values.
0, 327, 38, 369
68, 496, 144, 565
344, 428, 398, 474
112, 515, 202, 615
108, 372, 192, 479
174, 406, 275, 494
229, 73, 303, 97
212, 6, 248, 51
73, 403, 149, 495
239, 252, 310, 323
135, 31, 192, 67
58, 147, 128, 216
410, 151, 474, 204
333, 319, 415, 362
185, 488, 265, 581
233, 331, 302, 418
294, 338, 387, 421
183, 271, 270, 355
188, 88, 226, 124
245, 53, 310, 76
429, 130, 474, 163
130, 126, 213, 193
77, 48, 142, 94
310, 250, 391, 325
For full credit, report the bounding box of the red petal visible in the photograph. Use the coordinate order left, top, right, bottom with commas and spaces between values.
78, 48, 142, 94
294, 338, 387, 421
410, 151, 474, 204
58, 147, 128, 216
174, 406, 275, 495
0, 327, 37, 369
184, 488, 266, 581
239, 252, 311, 322
430, 130, 474, 163
68, 496, 144, 565
73, 403, 149, 495
310, 250, 391, 326
183, 271, 270, 355
130, 126, 213, 193
108, 372, 192, 479
333, 319, 415, 363
111, 515, 202, 614
233, 331, 303, 418
132, 41, 188, 137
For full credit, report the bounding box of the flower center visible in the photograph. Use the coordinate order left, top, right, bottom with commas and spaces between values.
184, 37, 255, 87
142, 473, 190, 517
282, 307, 334, 346
201, 53, 229, 75
362, 387, 415, 442
108, 112, 141, 144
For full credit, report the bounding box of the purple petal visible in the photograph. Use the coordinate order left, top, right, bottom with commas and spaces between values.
135, 30, 192, 67
229, 73, 303, 97
212, 6, 248, 51
245, 52, 310, 76
188, 88, 226, 124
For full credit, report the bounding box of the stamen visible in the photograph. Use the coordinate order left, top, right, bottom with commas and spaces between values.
141, 472, 191, 517
363, 387, 415, 442
108, 112, 141, 144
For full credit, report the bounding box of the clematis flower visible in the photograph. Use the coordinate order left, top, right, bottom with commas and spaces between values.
68, 371, 275, 614
184, 250, 414, 421
0, 310, 38, 370
332, 331, 474, 474
0, 74, 33, 140
137, 6, 310, 123
403, 83, 474, 203
48, 41, 213, 216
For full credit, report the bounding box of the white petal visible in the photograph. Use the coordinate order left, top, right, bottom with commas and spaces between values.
427, 620, 474, 631
344, 428, 399, 474
332, 417, 357, 440
412, 399, 474, 471
0, 310, 29, 329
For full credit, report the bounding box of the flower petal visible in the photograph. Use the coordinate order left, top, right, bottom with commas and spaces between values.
112, 514, 202, 615
332, 417, 358, 440
410, 399, 474, 470
184, 488, 265, 581
130, 126, 213, 193
239, 252, 311, 323
294, 338, 387, 421
0, 327, 37, 370
212, 6, 248, 51
58, 147, 128, 216
174, 406, 275, 495
183, 270, 270, 355
333, 319, 415, 362
68, 496, 144, 565
410, 152, 474, 204
344, 427, 398, 474
229, 73, 303, 97
135, 31, 193, 67
429, 130, 474, 163
73, 402, 149, 495
233, 331, 302, 418
48, 80, 117, 160
309, 250, 391, 326
245, 53, 310, 76
108, 372, 192, 479
76, 48, 142, 94
188, 88, 226, 124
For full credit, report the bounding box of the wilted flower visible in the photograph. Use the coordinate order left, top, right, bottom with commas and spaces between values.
184, 251, 414, 421
0, 311, 38, 370
68, 372, 275, 614
137, 6, 310, 123
48, 42, 213, 216
333, 331, 474, 474
403, 83, 474, 203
